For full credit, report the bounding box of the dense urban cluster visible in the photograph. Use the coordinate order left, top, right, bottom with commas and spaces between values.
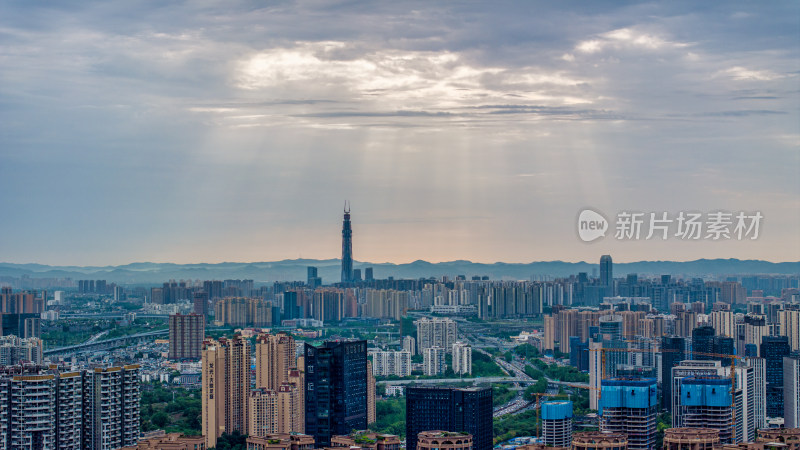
0, 211, 798, 450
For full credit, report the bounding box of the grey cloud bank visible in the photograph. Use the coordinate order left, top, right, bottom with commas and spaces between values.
0, 1, 798, 265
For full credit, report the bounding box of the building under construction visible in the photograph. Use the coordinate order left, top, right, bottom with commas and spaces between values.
599, 378, 657, 450
541, 400, 573, 448
675, 377, 734, 444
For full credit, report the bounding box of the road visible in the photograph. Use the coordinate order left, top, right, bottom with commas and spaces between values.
492, 353, 535, 417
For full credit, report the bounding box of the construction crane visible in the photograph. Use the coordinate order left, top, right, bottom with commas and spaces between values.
529, 392, 554, 440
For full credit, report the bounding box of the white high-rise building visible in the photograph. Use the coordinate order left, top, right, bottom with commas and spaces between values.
588, 340, 602, 410
372, 351, 412, 377
415, 317, 457, 353
402, 335, 416, 356
784, 354, 800, 428
451, 342, 472, 375
746, 357, 767, 430
780, 309, 800, 352
423, 347, 446, 376
710, 310, 735, 337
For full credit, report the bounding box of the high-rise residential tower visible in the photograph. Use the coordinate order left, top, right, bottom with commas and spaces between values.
202, 336, 252, 448
415, 317, 457, 353
83, 365, 141, 450
451, 342, 472, 375
341, 203, 353, 283
255, 333, 296, 391
169, 313, 205, 360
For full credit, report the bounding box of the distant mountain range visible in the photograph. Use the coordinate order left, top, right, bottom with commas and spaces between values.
0, 259, 798, 285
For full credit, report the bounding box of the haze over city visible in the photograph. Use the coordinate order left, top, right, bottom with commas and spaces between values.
1, 1, 798, 266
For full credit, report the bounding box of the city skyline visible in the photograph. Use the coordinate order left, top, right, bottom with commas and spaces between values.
1, 1, 798, 266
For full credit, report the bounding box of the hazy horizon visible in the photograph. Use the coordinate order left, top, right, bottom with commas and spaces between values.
2, 1, 798, 266
3, 255, 800, 268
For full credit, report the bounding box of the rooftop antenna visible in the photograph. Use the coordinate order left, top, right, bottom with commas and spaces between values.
344, 200, 350, 213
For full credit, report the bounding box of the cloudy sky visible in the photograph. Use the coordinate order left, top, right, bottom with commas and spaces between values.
1, 0, 798, 266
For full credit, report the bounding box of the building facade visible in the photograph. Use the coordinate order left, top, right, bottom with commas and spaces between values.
372, 351, 412, 377
202, 336, 252, 448
541, 400, 573, 448
415, 318, 457, 353
599, 378, 657, 450
0, 364, 139, 450
405, 386, 492, 450
169, 313, 205, 360
416, 431, 473, 450
785, 354, 800, 428
423, 347, 446, 376
451, 342, 472, 376
255, 333, 296, 391
761, 336, 789, 418
304, 340, 368, 447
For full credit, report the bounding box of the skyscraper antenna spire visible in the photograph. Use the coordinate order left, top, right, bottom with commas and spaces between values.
344, 200, 350, 213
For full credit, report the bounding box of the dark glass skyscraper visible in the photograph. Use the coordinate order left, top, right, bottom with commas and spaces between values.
661, 336, 686, 412
304, 340, 367, 446
692, 326, 715, 356
406, 386, 493, 450
341, 203, 353, 283
761, 336, 790, 417
600, 255, 613, 294
691, 326, 735, 365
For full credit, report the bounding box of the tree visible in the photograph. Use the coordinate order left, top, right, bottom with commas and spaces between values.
524, 378, 548, 400
152, 411, 170, 428
212, 431, 248, 450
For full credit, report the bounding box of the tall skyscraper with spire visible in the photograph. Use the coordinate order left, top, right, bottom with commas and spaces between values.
341, 202, 353, 283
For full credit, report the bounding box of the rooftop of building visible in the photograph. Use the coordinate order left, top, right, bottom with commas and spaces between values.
417, 431, 473, 439
332, 432, 401, 446
602, 377, 657, 386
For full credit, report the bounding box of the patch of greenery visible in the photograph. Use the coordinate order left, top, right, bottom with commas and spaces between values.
369, 397, 406, 437
524, 364, 545, 380
493, 410, 538, 444
523, 378, 549, 400
472, 351, 506, 377
655, 411, 672, 449
401, 316, 416, 336
513, 343, 541, 359
544, 363, 588, 383
140, 382, 201, 435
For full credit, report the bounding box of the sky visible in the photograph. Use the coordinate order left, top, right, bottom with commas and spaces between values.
1, 0, 798, 266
